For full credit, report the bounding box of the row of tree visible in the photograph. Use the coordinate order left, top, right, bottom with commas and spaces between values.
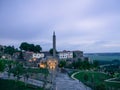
58, 59, 99, 70
0, 46, 18, 55
0, 42, 42, 56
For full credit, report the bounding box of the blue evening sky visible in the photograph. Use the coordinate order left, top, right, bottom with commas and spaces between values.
0, 0, 120, 53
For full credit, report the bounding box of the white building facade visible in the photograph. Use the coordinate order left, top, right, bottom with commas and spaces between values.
59, 51, 73, 59
32, 53, 44, 59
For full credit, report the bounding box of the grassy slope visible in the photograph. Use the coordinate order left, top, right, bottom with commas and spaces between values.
74, 71, 109, 84
0, 79, 43, 90
74, 71, 120, 88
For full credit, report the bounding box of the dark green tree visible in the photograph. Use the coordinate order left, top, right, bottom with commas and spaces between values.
72, 59, 83, 69
83, 73, 89, 90
18, 51, 24, 59
73, 52, 76, 58
19, 42, 42, 52
82, 60, 90, 69
58, 60, 66, 68
93, 60, 99, 68
10, 63, 24, 80
83, 73, 89, 83
72, 61, 81, 69
29, 44, 35, 51
19, 42, 29, 51
49, 48, 53, 55
0, 60, 5, 72
4, 46, 16, 55
96, 83, 106, 90
0, 47, 4, 52
34, 45, 42, 52
49, 48, 58, 55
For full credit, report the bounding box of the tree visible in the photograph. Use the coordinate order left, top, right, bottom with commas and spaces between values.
72, 61, 81, 69
73, 52, 76, 58
0, 60, 5, 72
18, 51, 23, 59
93, 60, 99, 68
91, 74, 95, 89
84, 73, 88, 82
4, 46, 16, 55
19, 42, 29, 51
34, 45, 42, 52
8, 64, 12, 78
49, 48, 58, 55
96, 83, 106, 90
19, 42, 42, 52
83, 73, 89, 90
58, 60, 66, 68
10, 63, 24, 80
81, 60, 90, 69
23, 71, 29, 86
0, 46, 4, 53
29, 44, 35, 51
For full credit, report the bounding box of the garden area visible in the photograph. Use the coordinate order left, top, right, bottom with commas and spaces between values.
72, 71, 120, 90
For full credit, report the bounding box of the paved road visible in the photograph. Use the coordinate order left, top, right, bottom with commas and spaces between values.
55, 73, 91, 90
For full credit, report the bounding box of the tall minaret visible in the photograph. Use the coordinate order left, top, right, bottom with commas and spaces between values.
53, 31, 56, 58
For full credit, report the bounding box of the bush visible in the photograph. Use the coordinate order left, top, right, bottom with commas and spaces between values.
95, 83, 106, 90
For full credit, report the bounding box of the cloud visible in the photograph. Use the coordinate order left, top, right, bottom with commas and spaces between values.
102, 42, 120, 48
0, 0, 120, 52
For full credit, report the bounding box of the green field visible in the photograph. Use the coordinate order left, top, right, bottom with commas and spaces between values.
73, 71, 120, 89
0, 79, 43, 90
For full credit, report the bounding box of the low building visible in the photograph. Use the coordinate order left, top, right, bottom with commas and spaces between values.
12, 52, 20, 60
23, 51, 33, 60
72, 50, 84, 61
23, 52, 44, 60
73, 50, 83, 58
58, 50, 73, 60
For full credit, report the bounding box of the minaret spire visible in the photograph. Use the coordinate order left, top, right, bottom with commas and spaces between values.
53, 31, 56, 58
53, 31, 55, 35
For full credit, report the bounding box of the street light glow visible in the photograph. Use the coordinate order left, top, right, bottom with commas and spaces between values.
47, 59, 58, 70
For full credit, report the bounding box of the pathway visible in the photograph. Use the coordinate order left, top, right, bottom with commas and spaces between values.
105, 78, 120, 83
71, 71, 80, 80
55, 73, 91, 90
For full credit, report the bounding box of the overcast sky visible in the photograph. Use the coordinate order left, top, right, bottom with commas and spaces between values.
0, 0, 120, 53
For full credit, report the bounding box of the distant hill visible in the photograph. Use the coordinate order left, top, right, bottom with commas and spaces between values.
84, 53, 120, 56
84, 53, 120, 61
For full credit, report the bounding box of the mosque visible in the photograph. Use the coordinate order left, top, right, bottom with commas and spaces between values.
39, 32, 58, 70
